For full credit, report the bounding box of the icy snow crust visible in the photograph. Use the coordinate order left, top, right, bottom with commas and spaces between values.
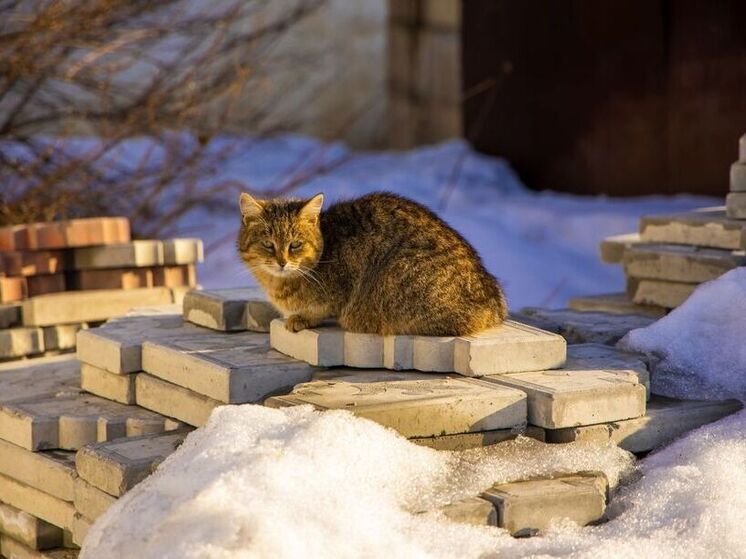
82, 139, 744, 558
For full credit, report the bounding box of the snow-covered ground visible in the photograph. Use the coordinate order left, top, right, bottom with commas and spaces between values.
82, 137, 746, 558
184, 135, 716, 310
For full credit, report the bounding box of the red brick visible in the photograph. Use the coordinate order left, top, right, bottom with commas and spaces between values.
0, 277, 27, 303
0, 251, 66, 276
1, 217, 131, 251
153, 265, 197, 288
27, 274, 66, 297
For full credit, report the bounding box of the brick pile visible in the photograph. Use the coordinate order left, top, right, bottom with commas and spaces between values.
0, 216, 202, 364
1, 286, 741, 554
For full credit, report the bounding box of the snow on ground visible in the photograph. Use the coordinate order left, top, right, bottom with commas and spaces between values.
182, 135, 716, 310
82, 137, 744, 558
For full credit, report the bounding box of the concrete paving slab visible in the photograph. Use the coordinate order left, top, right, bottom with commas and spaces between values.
0, 439, 76, 501
0, 474, 74, 531
80, 363, 136, 405
568, 293, 667, 318
600, 233, 641, 263
726, 192, 746, 219
72, 478, 116, 522
135, 374, 221, 428
0, 356, 80, 405
0, 535, 78, 559
623, 243, 745, 283
182, 288, 277, 332
629, 279, 697, 309
435, 497, 496, 526
0, 502, 63, 550
639, 207, 746, 250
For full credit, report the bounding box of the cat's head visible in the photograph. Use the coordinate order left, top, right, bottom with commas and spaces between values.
237, 192, 324, 278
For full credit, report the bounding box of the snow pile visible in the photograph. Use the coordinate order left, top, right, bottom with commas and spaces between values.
182, 135, 714, 309
81, 405, 632, 559
620, 268, 746, 400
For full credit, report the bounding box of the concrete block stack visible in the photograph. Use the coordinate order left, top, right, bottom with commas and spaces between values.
0, 217, 202, 364
726, 134, 746, 218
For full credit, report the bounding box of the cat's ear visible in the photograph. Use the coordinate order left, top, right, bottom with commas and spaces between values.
239, 193, 263, 221
300, 193, 324, 221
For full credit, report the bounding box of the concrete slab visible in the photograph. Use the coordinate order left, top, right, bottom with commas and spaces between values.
76, 430, 191, 497
0, 393, 181, 451
726, 192, 746, 219
162, 239, 204, 265
0, 327, 44, 360
0, 474, 74, 531
0, 535, 78, 559
72, 478, 116, 522
75, 314, 202, 374
0, 356, 80, 405
564, 343, 650, 399
0, 439, 76, 501
265, 372, 528, 438
435, 497, 496, 526
42, 325, 85, 354
70, 513, 91, 548
483, 368, 646, 429
80, 363, 136, 405
411, 426, 545, 451
182, 288, 278, 332
0, 502, 63, 550
568, 292, 667, 318
600, 233, 641, 263
740, 134, 746, 162
629, 279, 697, 309
639, 207, 746, 250
270, 319, 566, 376
141, 333, 314, 403
135, 374, 221, 428
545, 396, 743, 453
731, 162, 746, 192
72, 240, 163, 269
22, 288, 175, 327
0, 303, 21, 329
513, 308, 655, 346
623, 244, 745, 283
481, 472, 607, 536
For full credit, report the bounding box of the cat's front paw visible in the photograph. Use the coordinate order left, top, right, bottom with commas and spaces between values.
286, 314, 310, 332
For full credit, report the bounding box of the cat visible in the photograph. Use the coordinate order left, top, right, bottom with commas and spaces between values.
237, 191, 507, 336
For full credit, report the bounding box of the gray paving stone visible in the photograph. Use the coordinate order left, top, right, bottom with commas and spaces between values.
726, 192, 746, 219
599, 233, 641, 263
629, 279, 697, 309
0, 356, 81, 405
568, 292, 667, 318
0, 327, 44, 360
0, 474, 75, 531
141, 333, 314, 403
435, 497, 497, 526
135, 374, 221, 428
42, 325, 86, 354
0, 439, 76, 501
545, 396, 743, 453
639, 207, 746, 250
80, 363, 136, 405
182, 288, 278, 332
76, 430, 191, 497
76, 314, 203, 374
162, 239, 204, 265
0, 502, 63, 550
0, 303, 21, 329
270, 319, 566, 376
0, 393, 181, 451
265, 371, 528, 438
0, 535, 78, 559
731, 162, 746, 191
70, 513, 90, 548
22, 288, 176, 327
410, 426, 545, 451
72, 478, 116, 522
623, 243, 745, 283
481, 472, 607, 536
513, 308, 655, 346
564, 343, 650, 398
482, 368, 646, 429
72, 240, 163, 270
740, 134, 746, 162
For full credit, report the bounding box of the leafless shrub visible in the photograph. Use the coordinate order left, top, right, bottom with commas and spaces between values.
0, 0, 324, 235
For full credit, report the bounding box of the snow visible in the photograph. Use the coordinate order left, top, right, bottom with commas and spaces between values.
182, 135, 714, 310
81, 137, 746, 558
620, 268, 746, 400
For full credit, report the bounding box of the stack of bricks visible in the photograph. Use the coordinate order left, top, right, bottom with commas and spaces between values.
0, 216, 202, 364
3, 286, 741, 553
569, 134, 746, 313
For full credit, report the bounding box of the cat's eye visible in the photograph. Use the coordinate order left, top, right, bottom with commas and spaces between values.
289, 240, 303, 251
260, 240, 274, 251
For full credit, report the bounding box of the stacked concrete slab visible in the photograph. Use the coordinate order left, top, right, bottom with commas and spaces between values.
575, 134, 746, 312
0, 216, 202, 364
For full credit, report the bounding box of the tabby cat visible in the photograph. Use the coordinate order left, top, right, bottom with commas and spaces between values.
236, 191, 507, 336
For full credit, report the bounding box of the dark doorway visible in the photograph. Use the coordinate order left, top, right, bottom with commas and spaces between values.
463, 0, 746, 196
